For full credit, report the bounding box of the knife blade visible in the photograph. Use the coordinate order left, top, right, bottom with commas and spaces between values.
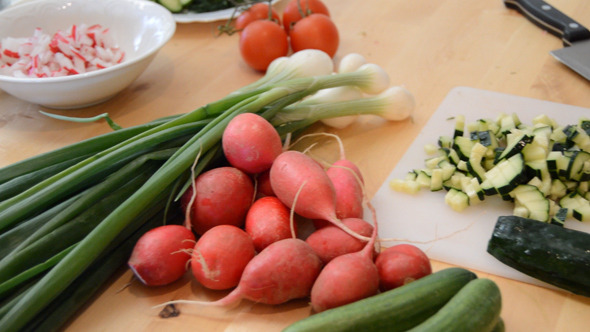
504, 0, 590, 81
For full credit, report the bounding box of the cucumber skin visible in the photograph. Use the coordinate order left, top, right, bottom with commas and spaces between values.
407, 278, 502, 332
282, 267, 477, 332
487, 215, 590, 297
491, 317, 505, 332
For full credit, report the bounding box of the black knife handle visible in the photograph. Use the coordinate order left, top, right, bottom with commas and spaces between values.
504, 0, 590, 46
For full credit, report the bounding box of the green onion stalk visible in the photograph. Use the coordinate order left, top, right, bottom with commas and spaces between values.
0, 50, 414, 331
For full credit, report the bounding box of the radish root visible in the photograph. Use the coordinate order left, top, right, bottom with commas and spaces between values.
290, 132, 372, 242
184, 147, 203, 230
327, 218, 371, 242
191, 247, 220, 282
364, 200, 381, 254
116, 280, 133, 294
289, 180, 308, 239
154, 287, 243, 310
301, 142, 319, 155
253, 175, 259, 196
282, 132, 292, 151
289, 132, 367, 200
289, 179, 369, 242
378, 218, 477, 245
159, 304, 180, 319
288, 132, 347, 160
329, 163, 367, 200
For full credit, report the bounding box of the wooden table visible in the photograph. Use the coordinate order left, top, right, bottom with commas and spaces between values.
1, 0, 589, 331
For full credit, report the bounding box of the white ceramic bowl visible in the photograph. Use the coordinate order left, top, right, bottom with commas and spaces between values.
0, 0, 176, 109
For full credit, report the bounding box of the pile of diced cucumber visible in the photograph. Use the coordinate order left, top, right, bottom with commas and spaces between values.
390, 113, 590, 225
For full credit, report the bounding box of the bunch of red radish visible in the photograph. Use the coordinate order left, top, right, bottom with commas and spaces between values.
234, 0, 339, 71
128, 112, 432, 313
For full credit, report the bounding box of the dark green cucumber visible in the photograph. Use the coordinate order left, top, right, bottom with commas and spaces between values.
491, 317, 505, 332
474, 130, 499, 150
550, 208, 568, 226
495, 132, 532, 163
466, 142, 488, 182
440, 147, 461, 166
487, 215, 590, 297
438, 135, 453, 149
498, 113, 521, 135
581, 118, 590, 135
407, 278, 502, 332
453, 115, 465, 138
566, 150, 590, 181
453, 136, 474, 161
481, 153, 527, 196
282, 267, 477, 332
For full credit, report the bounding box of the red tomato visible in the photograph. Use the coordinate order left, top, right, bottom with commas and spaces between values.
282, 0, 330, 33
239, 20, 289, 71
289, 13, 339, 57
235, 2, 281, 31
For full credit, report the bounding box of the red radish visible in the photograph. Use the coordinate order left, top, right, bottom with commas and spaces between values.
375, 244, 432, 291
325, 132, 364, 219
157, 238, 323, 308
255, 169, 275, 197
269, 150, 369, 241
328, 159, 364, 219
183, 166, 254, 235
191, 225, 256, 290
222, 113, 283, 174
128, 225, 195, 286
306, 218, 374, 263
245, 196, 295, 252
311, 219, 330, 229
290, 132, 365, 219
310, 219, 379, 312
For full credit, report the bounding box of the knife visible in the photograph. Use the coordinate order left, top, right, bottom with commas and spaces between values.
504, 0, 590, 81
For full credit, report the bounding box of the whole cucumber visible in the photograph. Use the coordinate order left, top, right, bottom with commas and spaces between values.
488, 215, 590, 297
283, 267, 477, 332
407, 278, 502, 332
491, 317, 505, 332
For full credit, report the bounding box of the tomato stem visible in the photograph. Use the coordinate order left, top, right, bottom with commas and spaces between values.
296, 0, 310, 18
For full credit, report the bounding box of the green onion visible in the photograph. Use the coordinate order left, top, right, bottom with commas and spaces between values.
0, 164, 160, 285
0, 155, 90, 202
7, 148, 178, 256
22, 209, 175, 332
0, 245, 75, 299
0, 281, 33, 320
39, 111, 123, 131
0, 195, 79, 258
0, 116, 175, 185
0, 122, 206, 232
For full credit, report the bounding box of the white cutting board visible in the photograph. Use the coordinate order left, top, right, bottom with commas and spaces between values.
370, 86, 590, 289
